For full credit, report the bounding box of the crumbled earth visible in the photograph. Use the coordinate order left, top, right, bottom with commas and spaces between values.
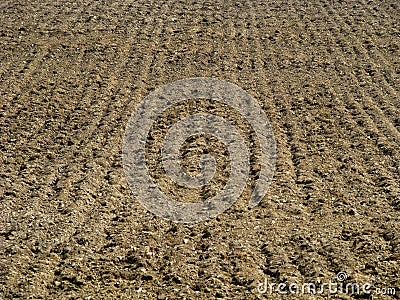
1, 0, 399, 299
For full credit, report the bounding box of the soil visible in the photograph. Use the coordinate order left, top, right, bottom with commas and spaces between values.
1, 0, 399, 299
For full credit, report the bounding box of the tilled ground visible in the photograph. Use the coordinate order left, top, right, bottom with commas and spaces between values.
1, 0, 399, 299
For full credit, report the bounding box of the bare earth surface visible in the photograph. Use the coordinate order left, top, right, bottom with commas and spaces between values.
1, 0, 399, 299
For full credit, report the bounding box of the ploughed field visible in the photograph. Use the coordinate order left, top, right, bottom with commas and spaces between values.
1, 0, 399, 299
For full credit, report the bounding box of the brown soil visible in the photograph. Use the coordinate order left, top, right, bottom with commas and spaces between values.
1, 0, 399, 299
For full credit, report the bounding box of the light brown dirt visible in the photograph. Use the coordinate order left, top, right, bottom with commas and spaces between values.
1, 0, 399, 299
